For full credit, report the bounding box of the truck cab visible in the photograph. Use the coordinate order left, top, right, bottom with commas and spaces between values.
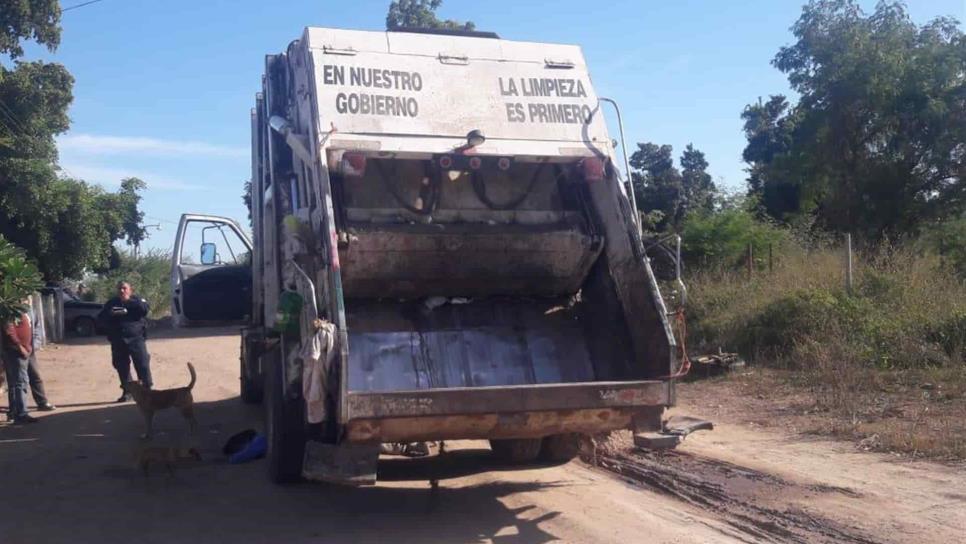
170, 214, 253, 327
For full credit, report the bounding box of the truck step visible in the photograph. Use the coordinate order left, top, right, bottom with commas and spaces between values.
633, 415, 714, 451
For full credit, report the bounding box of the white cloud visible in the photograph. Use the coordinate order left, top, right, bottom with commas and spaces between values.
58, 163, 206, 191
57, 133, 248, 158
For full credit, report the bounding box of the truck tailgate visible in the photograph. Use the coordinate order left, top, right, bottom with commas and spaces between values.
343, 380, 670, 443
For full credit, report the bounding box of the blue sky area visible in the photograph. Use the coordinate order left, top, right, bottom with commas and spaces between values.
23, 0, 966, 250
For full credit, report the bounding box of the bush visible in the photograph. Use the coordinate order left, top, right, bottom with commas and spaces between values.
923, 215, 966, 279
688, 243, 966, 369
0, 235, 43, 322
681, 204, 789, 270
84, 248, 171, 319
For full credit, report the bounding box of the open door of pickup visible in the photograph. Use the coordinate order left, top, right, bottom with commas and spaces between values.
171, 214, 253, 327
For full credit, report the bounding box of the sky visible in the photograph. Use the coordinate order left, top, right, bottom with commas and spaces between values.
23, 0, 966, 251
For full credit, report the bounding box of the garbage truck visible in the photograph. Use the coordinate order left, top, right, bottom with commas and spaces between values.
171, 26, 683, 484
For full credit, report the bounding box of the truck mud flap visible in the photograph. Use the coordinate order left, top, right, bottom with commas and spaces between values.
302, 442, 380, 486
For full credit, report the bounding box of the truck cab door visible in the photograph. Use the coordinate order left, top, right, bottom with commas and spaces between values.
171, 214, 253, 327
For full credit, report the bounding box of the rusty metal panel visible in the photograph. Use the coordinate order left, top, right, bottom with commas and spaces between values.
340, 228, 599, 298
346, 380, 668, 420
345, 408, 639, 442
346, 298, 596, 392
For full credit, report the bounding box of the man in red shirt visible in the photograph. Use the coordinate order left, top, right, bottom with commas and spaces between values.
2, 310, 39, 424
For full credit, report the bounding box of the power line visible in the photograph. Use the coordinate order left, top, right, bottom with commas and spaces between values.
146, 215, 178, 225
63, 0, 107, 12
0, 98, 82, 180
0, 100, 31, 137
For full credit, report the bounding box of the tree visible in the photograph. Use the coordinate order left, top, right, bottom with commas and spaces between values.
0, 0, 61, 59
242, 179, 253, 228
0, 234, 43, 323
680, 144, 716, 216
0, 1, 148, 280
630, 142, 682, 232
743, 0, 966, 240
741, 95, 803, 220
386, 0, 475, 31
630, 142, 718, 232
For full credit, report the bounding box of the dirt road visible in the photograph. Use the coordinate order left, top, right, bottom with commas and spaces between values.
1, 328, 962, 543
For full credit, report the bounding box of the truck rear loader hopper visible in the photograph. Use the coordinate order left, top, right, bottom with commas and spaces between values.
225, 27, 682, 485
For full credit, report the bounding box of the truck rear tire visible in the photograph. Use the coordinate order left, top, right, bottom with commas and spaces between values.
489, 438, 542, 464
73, 316, 95, 337
266, 347, 305, 484
240, 332, 264, 404
540, 433, 581, 464
240, 356, 263, 404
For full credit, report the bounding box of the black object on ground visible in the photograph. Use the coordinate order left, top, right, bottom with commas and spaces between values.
223, 428, 258, 456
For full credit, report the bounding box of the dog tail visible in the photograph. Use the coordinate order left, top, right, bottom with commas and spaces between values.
186, 362, 197, 390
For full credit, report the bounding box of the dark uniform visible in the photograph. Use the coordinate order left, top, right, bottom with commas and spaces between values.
97, 295, 153, 390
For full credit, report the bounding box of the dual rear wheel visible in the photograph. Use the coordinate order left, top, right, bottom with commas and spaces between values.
489, 433, 581, 465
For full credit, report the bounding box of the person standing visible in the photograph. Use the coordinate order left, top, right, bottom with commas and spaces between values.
97, 281, 153, 402
25, 299, 55, 411
2, 309, 38, 424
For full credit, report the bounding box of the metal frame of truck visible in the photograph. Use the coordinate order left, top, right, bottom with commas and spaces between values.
178, 27, 680, 485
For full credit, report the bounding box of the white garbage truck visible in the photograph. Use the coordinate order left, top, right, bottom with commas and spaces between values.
171, 26, 682, 484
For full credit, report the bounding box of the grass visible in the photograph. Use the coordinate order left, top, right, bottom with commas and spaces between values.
686, 242, 966, 459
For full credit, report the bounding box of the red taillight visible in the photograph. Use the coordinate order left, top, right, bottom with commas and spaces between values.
468, 156, 482, 170
342, 152, 367, 177
581, 157, 605, 182
438, 155, 454, 169
497, 157, 511, 171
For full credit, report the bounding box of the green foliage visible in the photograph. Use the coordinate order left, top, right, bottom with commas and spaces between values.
0, 235, 43, 323
631, 142, 717, 232
0, 8, 146, 281
85, 248, 171, 319
242, 179, 253, 229
743, 0, 966, 240
923, 215, 966, 278
680, 198, 788, 268
386, 0, 475, 31
0, 0, 61, 59
688, 244, 966, 370
0, 60, 73, 160
0, 176, 148, 280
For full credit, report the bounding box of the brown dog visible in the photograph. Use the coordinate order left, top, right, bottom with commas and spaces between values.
124, 363, 197, 439
134, 444, 202, 476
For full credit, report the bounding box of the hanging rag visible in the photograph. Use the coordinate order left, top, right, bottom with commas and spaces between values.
301, 320, 337, 424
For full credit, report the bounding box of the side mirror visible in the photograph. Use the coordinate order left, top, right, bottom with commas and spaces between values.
200, 243, 217, 265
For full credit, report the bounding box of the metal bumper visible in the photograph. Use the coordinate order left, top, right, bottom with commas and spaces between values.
343, 380, 671, 443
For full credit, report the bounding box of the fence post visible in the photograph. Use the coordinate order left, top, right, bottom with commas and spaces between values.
42, 293, 56, 343
747, 243, 754, 280
30, 293, 46, 347
54, 288, 65, 342
845, 233, 854, 294
768, 243, 774, 273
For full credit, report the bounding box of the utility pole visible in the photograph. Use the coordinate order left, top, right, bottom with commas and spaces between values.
135, 224, 162, 259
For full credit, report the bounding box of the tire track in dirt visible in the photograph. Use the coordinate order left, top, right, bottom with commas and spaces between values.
596, 449, 879, 544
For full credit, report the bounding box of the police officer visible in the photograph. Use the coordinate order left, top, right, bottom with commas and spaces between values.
97, 281, 153, 402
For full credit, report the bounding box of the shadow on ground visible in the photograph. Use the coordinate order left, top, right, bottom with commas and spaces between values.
0, 392, 563, 544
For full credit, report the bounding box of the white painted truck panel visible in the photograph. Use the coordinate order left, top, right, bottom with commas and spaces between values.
304, 27, 612, 156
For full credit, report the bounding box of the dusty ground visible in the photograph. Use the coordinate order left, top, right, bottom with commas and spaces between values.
680, 365, 966, 460
0, 327, 963, 543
